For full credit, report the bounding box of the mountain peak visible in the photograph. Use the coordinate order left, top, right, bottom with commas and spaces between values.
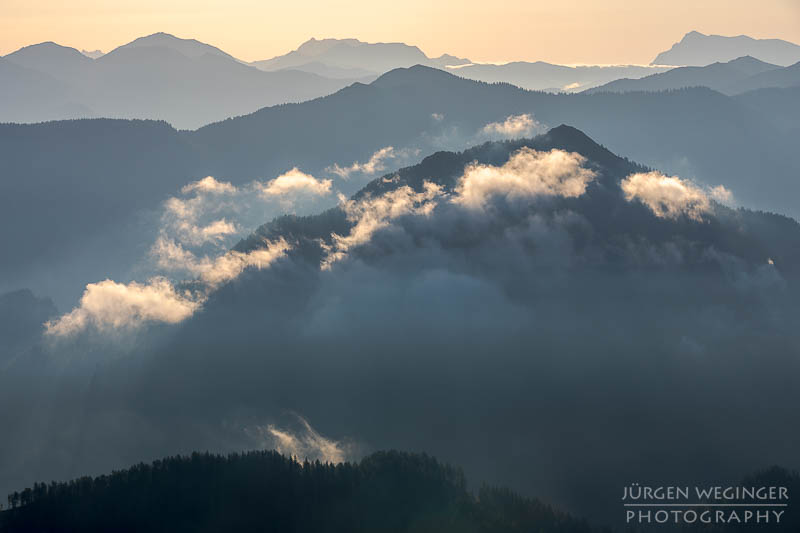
370, 64, 456, 88
5, 41, 88, 60
654, 31, 800, 66
111, 32, 235, 60
682, 30, 705, 41
296, 37, 364, 55
727, 55, 775, 68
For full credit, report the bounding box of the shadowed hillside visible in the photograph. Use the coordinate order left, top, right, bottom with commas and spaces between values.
5, 126, 800, 526
0, 450, 598, 533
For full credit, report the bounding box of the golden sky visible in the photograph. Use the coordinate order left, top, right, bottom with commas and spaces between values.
1, 0, 799, 64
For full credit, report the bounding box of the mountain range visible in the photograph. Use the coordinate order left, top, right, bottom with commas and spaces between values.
7, 31, 800, 128
0, 34, 371, 129
586, 55, 800, 95
2, 64, 799, 307
251, 37, 470, 77
653, 30, 800, 66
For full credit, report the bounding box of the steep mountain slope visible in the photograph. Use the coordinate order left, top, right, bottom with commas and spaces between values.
5, 127, 799, 527
585, 56, 780, 95
653, 30, 800, 66
0, 34, 368, 129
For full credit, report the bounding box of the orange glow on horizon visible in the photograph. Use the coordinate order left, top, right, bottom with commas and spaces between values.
1, 0, 798, 65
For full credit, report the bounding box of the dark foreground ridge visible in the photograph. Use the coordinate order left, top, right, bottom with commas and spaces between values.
3, 451, 798, 533
1, 450, 598, 533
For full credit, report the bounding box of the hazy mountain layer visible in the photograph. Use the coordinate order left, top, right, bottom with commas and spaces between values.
2, 65, 799, 307
653, 30, 800, 66
0, 34, 369, 129
728, 60, 800, 93
585, 56, 783, 95
251, 37, 470, 76
446, 61, 670, 92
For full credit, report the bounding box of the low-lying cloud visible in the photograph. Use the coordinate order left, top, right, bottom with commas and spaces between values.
454, 148, 596, 209
323, 183, 443, 269
328, 147, 396, 179
45, 278, 199, 336
322, 147, 596, 266
45, 167, 328, 336
480, 114, 542, 139
153, 236, 290, 288
621, 171, 732, 221
247, 415, 350, 464
258, 168, 332, 198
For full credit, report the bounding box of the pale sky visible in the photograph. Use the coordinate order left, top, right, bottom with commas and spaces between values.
1, 0, 798, 64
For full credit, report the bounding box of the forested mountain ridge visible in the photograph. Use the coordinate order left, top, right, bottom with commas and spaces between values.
3, 64, 800, 307
0, 450, 598, 533
237, 124, 800, 277
3, 452, 797, 532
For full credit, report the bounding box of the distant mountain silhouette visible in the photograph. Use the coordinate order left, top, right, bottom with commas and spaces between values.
0, 33, 372, 129
585, 56, 781, 95
115, 32, 236, 60
653, 30, 800, 66
252, 37, 470, 76
4, 41, 93, 82
446, 61, 670, 92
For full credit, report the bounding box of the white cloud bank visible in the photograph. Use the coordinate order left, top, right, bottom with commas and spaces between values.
46, 169, 318, 337
455, 148, 596, 209
621, 171, 733, 221
45, 278, 199, 336
152, 236, 290, 288
480, 114, 541, 139
322, 147, 595, 266
259, 168, 332, 198
323, 183, 443, 269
